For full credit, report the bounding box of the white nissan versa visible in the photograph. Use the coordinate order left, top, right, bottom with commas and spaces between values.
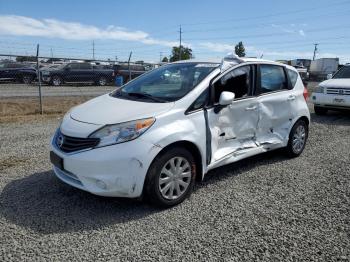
50, 54, 310, 207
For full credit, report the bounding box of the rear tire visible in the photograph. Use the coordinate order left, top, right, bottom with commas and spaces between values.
22, 75, 33, 84
314, 105, 328, 115
97, 76, 107, 86
51, 76, 62, 86
144, 147, 196, 207
285, 119, 308, 158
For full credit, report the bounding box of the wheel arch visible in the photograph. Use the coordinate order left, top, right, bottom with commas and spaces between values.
148, 140, 204, 183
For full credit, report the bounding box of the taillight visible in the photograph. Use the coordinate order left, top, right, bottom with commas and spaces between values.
303, 87, 309, 101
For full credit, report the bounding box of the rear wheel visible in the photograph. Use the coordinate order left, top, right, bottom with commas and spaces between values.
97, 76, 107, 86
314, 105, 328, 115
51, 76, 62, 86
22, 75, 33, 84
285, 119, 308, 157
145, 147, 196, 207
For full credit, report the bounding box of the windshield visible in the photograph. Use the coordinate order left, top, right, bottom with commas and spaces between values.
111, 62, 218, 102
333, 66, 350, 79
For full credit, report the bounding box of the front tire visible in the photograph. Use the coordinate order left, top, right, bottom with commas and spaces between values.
314, 105, 328, 115
285, 119, 308, 157
145, 147, 196, 207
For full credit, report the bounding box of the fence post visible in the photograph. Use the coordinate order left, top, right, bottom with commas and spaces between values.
36, 44, 43, 115
127, 51, 132, 82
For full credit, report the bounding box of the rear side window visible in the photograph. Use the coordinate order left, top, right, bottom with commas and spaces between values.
69, 63, 80, 70
287, 69, 298, 87
79, 63, 92, 70
259, 65, 288, 94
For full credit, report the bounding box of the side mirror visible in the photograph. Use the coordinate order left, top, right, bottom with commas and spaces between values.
219, 91, 235, 106
327, 73, 333, 80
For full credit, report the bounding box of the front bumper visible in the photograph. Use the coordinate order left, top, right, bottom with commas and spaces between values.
51, 137, 162, 198
311, 93, 350, 108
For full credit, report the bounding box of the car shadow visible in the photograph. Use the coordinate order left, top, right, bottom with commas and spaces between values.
0, 150, 290, 234
310, 110, 350, 126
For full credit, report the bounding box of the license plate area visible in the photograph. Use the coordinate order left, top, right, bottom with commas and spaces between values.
334, 98, 345, 103
50, 151, 64, 170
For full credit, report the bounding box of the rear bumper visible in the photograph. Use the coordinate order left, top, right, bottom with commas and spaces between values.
311, 93, 350, 108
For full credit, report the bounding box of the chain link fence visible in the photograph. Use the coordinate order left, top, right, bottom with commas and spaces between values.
0, 54, 158, 117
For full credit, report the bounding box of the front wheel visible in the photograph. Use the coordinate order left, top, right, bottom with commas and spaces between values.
285, 119, 308, 157
144, 147, 196, 207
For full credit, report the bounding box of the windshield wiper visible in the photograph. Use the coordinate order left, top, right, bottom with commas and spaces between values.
126, 92, 167, 103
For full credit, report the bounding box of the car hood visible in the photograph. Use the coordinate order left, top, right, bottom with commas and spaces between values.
70, 94, 175, 125
319, 78, 350, 88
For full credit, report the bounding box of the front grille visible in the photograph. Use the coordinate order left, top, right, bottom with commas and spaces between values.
56, 130, 100, 153
326, 87, 350, 96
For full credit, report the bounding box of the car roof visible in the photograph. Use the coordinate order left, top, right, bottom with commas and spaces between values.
174, 57, 285, 65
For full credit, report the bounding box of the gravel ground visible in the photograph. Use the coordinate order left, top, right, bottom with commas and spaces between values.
0, 104, 349, 261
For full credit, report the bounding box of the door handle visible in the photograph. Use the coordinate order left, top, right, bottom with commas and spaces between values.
245, 105, 257, 111
287, 95, 296, 101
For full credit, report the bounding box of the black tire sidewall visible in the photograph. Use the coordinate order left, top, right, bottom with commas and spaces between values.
145, 147, 196, 207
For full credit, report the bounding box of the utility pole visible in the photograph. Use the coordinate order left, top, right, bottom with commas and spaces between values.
159, 52, 163, 62
179, 25, 182, 61
36, 44, 43, 115
313, 43, 318, 60
50, 48, 53, 60
92, 40, 95, 60
127, 51, 132, 82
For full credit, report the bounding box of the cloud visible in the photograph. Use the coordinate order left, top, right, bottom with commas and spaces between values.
271, 24, 306, 37
0, 15, 178, 47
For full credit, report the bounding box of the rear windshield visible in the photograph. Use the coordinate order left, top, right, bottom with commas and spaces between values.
333, 66, 350, 79
111, 62, 218, 102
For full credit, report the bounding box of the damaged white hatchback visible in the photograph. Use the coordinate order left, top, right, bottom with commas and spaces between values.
50, 55, 310, 207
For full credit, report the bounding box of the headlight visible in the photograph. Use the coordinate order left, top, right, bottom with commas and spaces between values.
314, 86, 324, 93
89, 117, 155, 147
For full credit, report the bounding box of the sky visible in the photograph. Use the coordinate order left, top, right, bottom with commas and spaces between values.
0, 0, 349, 63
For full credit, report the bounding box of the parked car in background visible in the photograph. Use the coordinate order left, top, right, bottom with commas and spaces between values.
112, 64, 147, 83
311, 64, 350, 114
41, 62, 114, 86
294, 65, 309, 83
0, 62, 37, 84
50, 55, 310, 207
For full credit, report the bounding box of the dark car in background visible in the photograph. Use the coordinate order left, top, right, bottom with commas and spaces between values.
113, 64, 147, 83
0, 62, 37, 84
41, 62, 114, 86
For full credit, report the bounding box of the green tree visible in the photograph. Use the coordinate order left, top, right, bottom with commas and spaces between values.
234, 41, 246, 57
169, 46, 193, 62
161, 56, 169, 63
